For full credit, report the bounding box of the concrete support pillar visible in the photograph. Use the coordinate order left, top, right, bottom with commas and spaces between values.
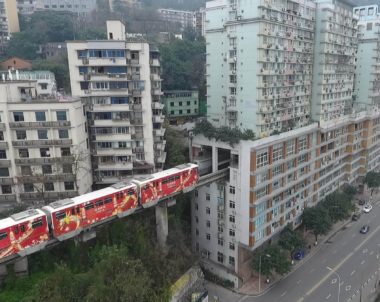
14, 257, 28, 276
156, 202, 168, 254
212, 145, 218, 173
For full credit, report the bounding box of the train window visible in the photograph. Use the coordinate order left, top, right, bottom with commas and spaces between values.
32, 220, 43, 229
14, 226, 19, 235
20, 225, 25, 232
85, 203, 94, 211
71, 208, 75, 215
104, 197, 112, 204
169, 177, 174, 182
175, 176, 180, 180
0, 232, 7, 240
95, 200, 104, 207
128, 190, 134, 195
55, 212, 66, 220
162, 179, 167, 184
76, 207, 80, 214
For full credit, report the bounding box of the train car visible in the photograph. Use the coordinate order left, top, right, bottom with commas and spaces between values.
0, 209, 49, 259
42, 182, 138, 241
133, 163, 199, 208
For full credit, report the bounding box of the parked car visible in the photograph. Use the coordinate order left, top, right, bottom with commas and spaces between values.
292, 249, 305, 260
360, 225, 370, 234
363, 204, 373, 213
352, 212, 361, 221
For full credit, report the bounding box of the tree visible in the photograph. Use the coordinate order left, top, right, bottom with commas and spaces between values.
321, 192, 354, 222
70, 146, 92, 193
364, 171, 380, 196
302, 206, 332, 242
343, 184, 357, 197
278, 224, 306, 259
164, 126, 188, 169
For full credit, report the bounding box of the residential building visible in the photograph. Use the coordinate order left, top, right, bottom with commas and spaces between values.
205, 0, 316, 136
163, 90, 199, 122
192, 0, 380, 288
157, 8, 194, 31
38, 0, 97, 15
37, 42, 67, 60
0, 57, 32, 71
108, 0, 141, 12
0, 75, 92, 211
16, 0, 39, 14
194, 8, 206, 37
67, 20, 165, 187
0, 0, 20, 43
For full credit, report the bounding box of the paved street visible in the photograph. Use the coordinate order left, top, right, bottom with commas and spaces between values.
207, 201, 380, 302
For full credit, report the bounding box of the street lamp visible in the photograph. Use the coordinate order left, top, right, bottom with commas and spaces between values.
327, 266, 341, 302
259, 254, 271, 293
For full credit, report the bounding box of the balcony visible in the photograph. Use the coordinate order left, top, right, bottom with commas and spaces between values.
154, 140, 166, 151
132, 147, 145, 153
9, 121, 71, 128
12, 139, 72, 147
153, 115, 164, 123
0, 142, 8, 148
0, 177, 14, 185
0, 123, 5, 130
15, 156, 74, 165
152, 102, 164, 110
155, 152, 167, 163
18, 174, 76, 183
154, 128, 166, 136
0, 194, 16, 202
131, 132, 144, 139
150, 58, 160, 66
150, 74, 161, 81
151, 88, 163, 96
0, 160, 11, 167
97, 161, 133, 170
132, 90, 142, 97
20, 191, 77, 200
132, 104, 143, 111
131, 74, 140, 81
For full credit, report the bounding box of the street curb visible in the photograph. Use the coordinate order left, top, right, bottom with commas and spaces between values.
236, 218, 352, 297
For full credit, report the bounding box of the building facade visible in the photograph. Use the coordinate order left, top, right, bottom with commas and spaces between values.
0, 76, 93, 211
0, 0, 20, 43
157, 8, 194, 31
163, 90, 199, 122
67, 20, 165, 187
192, 0, 380, 287
37, 0, 97, 15
16, 0, 38, 14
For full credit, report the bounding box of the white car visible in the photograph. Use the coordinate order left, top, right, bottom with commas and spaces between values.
363, 204, 373, 213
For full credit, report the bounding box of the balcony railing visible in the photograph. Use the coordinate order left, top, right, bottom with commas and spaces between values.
9, 121, 71, 128
0, 160, 11, 167
12, 139, 72, 147
15, 156, 74, 165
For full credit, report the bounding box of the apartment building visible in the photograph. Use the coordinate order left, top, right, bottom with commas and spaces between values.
163, 90, 199, 122
0, 0, 20, 43
16, 0, 38, 14
38, 0, 97, 15
192, 0, 380, 287
67, 20, 165, 187
194, 8, 206, 37
0, 74, 92, 211
108, 0, 141, 12
157, 8, 194, 31
206, 0, 316, 136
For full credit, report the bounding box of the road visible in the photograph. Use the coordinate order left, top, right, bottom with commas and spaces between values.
207, 202, 380, 302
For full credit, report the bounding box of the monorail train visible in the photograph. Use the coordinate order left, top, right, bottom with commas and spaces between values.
0, 163, 198, 260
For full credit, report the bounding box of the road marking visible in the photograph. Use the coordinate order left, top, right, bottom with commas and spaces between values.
326, 293, 331, 299
361, 260, 366, 265
281, 291, 287, 297
297, 279, 302, 284
351, 270, 356, 276
346, 285, 352, 291
305, 222, 380, 298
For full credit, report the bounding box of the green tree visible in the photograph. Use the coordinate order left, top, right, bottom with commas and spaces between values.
164, 126, 188, 169
343, 184, 357, 197
278, 224, 306, 259
321, 192, 354, 222
302, 206, 332, 242
252, 245, 291, 277
364, 171, 380, 196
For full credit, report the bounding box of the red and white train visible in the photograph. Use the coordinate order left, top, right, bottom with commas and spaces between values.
0, 163, 198, 260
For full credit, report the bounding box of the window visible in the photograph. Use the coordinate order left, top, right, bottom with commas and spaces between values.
55, 212, 66, 220
272, 165, 283, 177
218, 238, 224, 246
206, 233, 211, 240
21, 166, 32, 175
45, 183, 54, 191
272, 144, 283, 162
0, 168, 9, 177
85, 203, 94, 210
287, 140, 295, 156
38, 130, 48, 140
64, 181, 74, 191
194, 190, 198, 197
218, 226, 223, 233
229, 215, 235, 223
196, 228, 199, 235
24, 183, 34, 192
256, 185, 269, 199
195, 203, 198, 210
217, 252, 224, 263
16, 130, 27, 140
56, 111, 67, 121
229, 229, 235, 237
256, 171, 268, 185
229, 256, 235, 266
63, 164, 72, 174
35, 111, 46, 121
257, 151, 268, 168
42, 165, 52, 174
13, 112, 24, 122
58, 129, 69, 139
229, 200, 235, 209
298, 136, 308, 152
170, 102, 174, 106
40, 148, 50, 157
170, 111, 174, 115
206, 220, 210, 228
1, 185, 11, 194
206, 207, 210, 214
0, 232, 7, 240
0, 131, 3, 141
230, 186, 235, 194
61, 147, 71, 156
32, 220, 43, 229
206, 193, 210, 201
19, 149, 29, 158
179, 102, 182, 106
0, 150, 6, 159
229, 242, 235, 250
